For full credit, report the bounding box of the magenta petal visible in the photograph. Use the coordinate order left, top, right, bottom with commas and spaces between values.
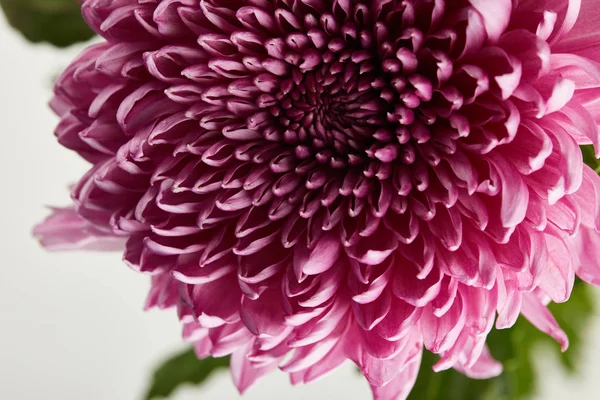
361, 327, 411, 360
289, 298, 349, 347
422, 295, 466, 354
293, 231, 341, 276
172, 257, 236, 284
190, 327, 213, 358
353, 289, 392, 331
373, 296, 420, 341
392, 262, 443, 308
346, 230, 398, 266
289, 318, 351, 384
241, 288, 287, 337
188, 275, 241, 326
145, 273, 179, 310
295, 343, 346, 384
210, 323, 254, 358
280, 331, 342, 373
350, 257, 394, 304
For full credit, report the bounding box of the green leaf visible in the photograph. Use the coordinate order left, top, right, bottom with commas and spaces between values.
582, 145, 600, 173
408, 280, 595, 400
145, 349, 230, 400
0, 0, 94, 47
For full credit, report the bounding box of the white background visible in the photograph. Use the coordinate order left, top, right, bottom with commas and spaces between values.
0, 12, 599, 400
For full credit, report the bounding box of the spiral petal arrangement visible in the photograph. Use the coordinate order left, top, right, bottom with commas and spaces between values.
36, 0, 600, 398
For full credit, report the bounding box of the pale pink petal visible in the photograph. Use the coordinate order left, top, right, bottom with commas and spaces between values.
469, 0, 511, 43
537, 230, 575, 303
495, 269, 522, 329
521, 293, 569, 351
553, 0, 600, 60
487, 153, 529, 227
230, 344, 278, 394
34, 207, 125, 251
373, 296, 421, 341
547, 0, 582, 44
355, 330, 422, 387
572, 226, 600, 285
370, 349, 422, 400
454, 346, 503, 379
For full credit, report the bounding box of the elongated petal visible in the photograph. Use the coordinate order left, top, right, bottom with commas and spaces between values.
34, 207, 125, 251
521, 293, 569, 351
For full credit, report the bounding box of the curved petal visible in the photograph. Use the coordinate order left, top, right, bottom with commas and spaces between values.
469, 0, 511, 43
521, 292, 569, 351
231, 343, 278, 394
370, 348, 422, 400
553, 0, 600, 60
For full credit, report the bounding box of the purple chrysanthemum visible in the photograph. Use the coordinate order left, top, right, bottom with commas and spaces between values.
36, 0, 600, 398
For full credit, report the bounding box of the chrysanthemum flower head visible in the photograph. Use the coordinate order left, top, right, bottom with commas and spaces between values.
36, 0, 600, 398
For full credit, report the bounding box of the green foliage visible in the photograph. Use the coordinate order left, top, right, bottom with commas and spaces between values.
0, 0, 94, 47
408, 280, 595, 400
582, 145, 600, 173
144, 349, 230, 400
